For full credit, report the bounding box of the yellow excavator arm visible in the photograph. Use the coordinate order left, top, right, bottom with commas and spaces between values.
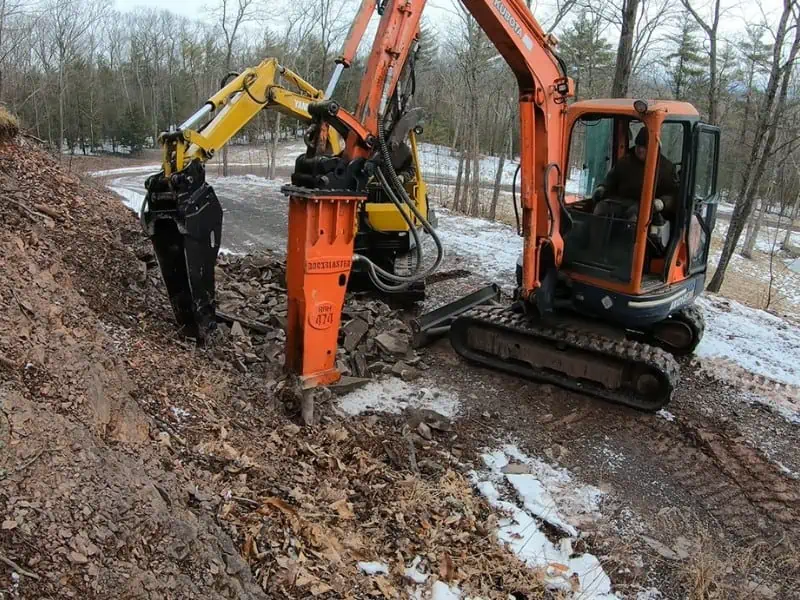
160, 57, 342, 176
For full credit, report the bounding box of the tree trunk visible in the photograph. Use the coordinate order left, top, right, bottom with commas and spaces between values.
707, 34, 718, 124
707, 0, 800, 293
453, 149, 466, 209
268, 112, 280, 180
611, 0, 639, 98
783, 193, 800, 249
741, 199, 767, 258
451, 116, 461, 152
490, 118, 512, 221
490, 153, 505, 221
460, 148, 472, 213
469, 147, 481, 216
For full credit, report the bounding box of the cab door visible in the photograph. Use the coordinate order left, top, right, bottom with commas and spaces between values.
687, 123, 720, 274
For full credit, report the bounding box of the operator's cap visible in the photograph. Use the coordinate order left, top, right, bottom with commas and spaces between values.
635, 128, 648, 147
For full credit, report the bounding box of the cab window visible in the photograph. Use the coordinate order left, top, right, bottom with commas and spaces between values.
565, 116, 613, 199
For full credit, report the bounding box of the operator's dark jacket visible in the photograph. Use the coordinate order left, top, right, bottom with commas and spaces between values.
602, 149, 679, 203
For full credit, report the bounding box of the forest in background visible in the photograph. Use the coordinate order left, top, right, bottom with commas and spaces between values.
1, 0, 799, 291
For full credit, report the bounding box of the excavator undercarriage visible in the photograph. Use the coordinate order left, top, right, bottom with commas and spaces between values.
450, 304, 679, 411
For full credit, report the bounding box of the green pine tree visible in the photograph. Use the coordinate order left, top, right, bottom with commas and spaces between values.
559, 12, 615, 100
119, 107, 149, 153
665, 15, 706, 100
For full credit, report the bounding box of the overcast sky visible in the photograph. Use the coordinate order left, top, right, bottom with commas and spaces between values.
112, 0, 787, 43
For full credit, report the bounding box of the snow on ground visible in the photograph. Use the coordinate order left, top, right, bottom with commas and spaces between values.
90, 164, 161, 178
336, 378, 461, 418
695, 294, 800, 422
108, 180, 146, 213
471, 445, 616, 599
713, 218, 800, 256
434, 207, 521, 286
418, 143, 519, 185
357, 561, 389, 576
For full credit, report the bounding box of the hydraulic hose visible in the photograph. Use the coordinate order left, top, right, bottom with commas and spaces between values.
543, 162, 560, 237
512, 163, 521, 236
353, 116, 444, 292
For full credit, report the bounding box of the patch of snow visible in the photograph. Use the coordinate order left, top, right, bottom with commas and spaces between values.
636, 588, 664, 599
357, 561, 389, 576
337, 378, 461, 418
90, 164, 161, 177
403, 556, 429, 584
108, 184, 145, 213
171, 407, 191, 421
776, 462, 798, 479
657, 409, 675, 422
206, 173, 283, 190
472, 445, 615, 599
430, 581, 461, 600
418, 143, 519, 185
695, 294, 800, 422
696, 295, 800, 387
502, 445, 605, 523
435, 207, 521, 285
505, 473, 578, 536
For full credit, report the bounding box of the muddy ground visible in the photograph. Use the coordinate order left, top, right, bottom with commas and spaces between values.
21, 143, 800, 599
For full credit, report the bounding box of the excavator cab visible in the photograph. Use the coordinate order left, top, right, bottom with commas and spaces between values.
554, 100, 720, 350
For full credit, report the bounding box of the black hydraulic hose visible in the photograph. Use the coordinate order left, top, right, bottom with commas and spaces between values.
551, 49, 568, 80
512, 163, 561, 238
376, 117, 443, 276
220, 71, 240, 88
353, 117, 444, 292
512, 163, 521, 236
543, 162, 560, 238
241, 73, 269, 104
352, 170, 424, 292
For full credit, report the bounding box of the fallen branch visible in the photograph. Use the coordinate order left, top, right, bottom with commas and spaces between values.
21, 131, 48, 146
13, 448, 45, 475
5, 197, 51, 222
215, 309, 272, 334
406, 435, 420, 475
0, 553, 40, 581
33, 203, 63, 221
9, 287, 34, 321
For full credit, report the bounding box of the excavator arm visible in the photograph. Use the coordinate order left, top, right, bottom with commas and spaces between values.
298, 0, 572, 300
160, 58, 342, 177
462, 0, 572, 304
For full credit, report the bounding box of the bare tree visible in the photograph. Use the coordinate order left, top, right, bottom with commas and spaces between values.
611, 0, 640, 97
708, 0, 800, 292
215, 0, 256, 176
681, 0, 722, 124
42, 0, 108, 150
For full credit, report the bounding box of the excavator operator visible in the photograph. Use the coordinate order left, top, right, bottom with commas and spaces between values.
591, 127, 680, 221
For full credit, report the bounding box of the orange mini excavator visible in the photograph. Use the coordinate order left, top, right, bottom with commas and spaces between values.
282, 0, 720, 410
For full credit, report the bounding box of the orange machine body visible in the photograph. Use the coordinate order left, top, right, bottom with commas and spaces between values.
283, 186, 365, 387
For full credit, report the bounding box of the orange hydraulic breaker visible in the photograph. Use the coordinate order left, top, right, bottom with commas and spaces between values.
281, 185, 366, 388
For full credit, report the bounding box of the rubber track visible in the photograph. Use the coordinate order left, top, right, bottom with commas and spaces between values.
450, 305, 680, 412
646, 303, 706, 356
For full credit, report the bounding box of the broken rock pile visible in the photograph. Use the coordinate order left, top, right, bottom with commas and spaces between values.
215, 253, 426, 389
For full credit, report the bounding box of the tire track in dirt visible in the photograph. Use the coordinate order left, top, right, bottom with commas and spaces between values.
632, 415, 800, 549
426, 343, 800, 553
